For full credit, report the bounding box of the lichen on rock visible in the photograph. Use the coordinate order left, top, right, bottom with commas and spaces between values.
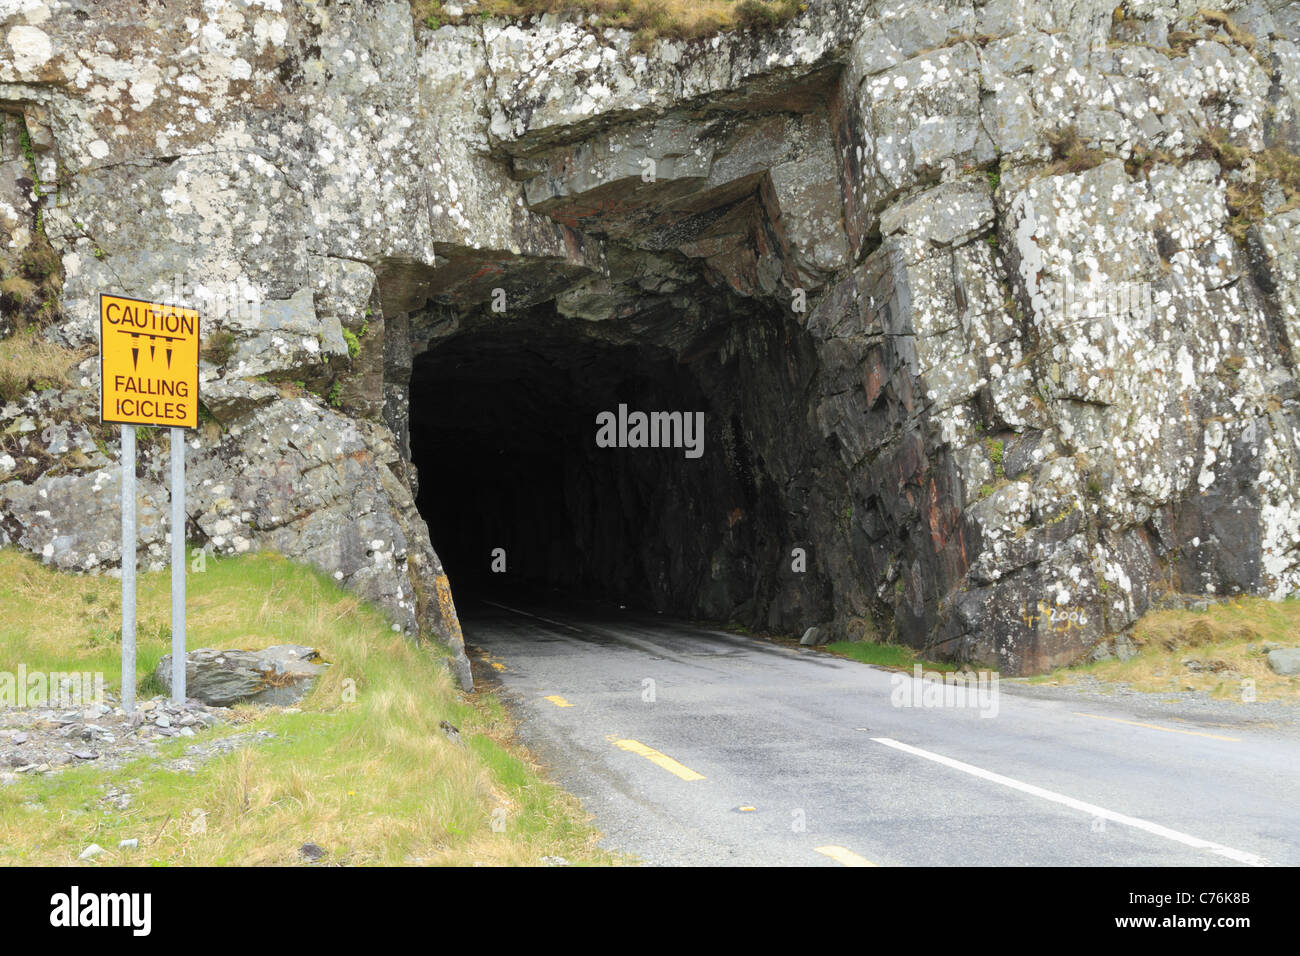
3, 0, 1300, 683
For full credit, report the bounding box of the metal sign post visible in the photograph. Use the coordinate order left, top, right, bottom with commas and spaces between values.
170, 426, 186, 703
99, 293, 200, 713
120, 423, 137, 713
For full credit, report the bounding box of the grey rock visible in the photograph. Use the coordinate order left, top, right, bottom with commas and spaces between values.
1111, 634, 1138, 663
879, 180, 995, 246
1267, 648, 1300, 676
800, 626, 827, 646
200, 378, 281, 423
440, 719, 462, 746
155, 646, 325, 708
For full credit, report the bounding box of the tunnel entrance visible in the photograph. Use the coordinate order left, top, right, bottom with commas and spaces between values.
406, 299, 838, 635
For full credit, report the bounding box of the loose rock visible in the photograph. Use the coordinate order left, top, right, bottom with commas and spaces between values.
155, 646, 325, 707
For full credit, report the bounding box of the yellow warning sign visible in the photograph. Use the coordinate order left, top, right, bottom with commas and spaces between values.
99, 293, 200, 429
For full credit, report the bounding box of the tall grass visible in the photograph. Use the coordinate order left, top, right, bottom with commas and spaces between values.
1033, 595, 1300, 702
0, 329, 85, 404
0, 549, 614, 865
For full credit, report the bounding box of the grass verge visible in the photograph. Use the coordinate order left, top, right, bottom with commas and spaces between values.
824, 640, 959, 672
1027, 595, 1300, 703
0, 548, 615, 865
719, 620, 959, 672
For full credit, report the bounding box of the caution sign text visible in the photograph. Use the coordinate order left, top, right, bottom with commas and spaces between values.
100, 293, 200, 428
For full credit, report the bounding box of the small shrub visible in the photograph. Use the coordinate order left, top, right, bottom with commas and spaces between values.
1198, 9, 1255, 53
984, 437, 1004, 478
1044, 125, 1111, 176
734, 0, 799, 30
0, 330, 86, 403
342, 327, 361, 359
19, 244, 59, 281
627, 0, 667, 31
1196, 128, 1300, 242
411, 0, 446, 29
0, 276, 37, 306
200, 329, 237, 367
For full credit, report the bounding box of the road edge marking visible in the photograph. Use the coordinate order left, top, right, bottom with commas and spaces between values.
543, 695, 573, 708
1073, 711, 1240, 742
871, 737, 1265, 866
481, 599, 585, 633
815, 845, 877, 867
614, 738, 705, 781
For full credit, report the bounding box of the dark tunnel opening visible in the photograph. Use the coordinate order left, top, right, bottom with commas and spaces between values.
407, 302, 839, 634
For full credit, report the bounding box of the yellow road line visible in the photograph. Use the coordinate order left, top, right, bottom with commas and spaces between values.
815, 845, 877, 867
543, 695, 573, 708
613, 739, 705, 781
1073, 712, 1240, 742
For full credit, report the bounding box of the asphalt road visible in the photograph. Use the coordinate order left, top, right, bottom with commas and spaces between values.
462, 593, 1300, 867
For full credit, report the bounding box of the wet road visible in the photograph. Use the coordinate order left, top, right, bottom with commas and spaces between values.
463, 595, 1299, 866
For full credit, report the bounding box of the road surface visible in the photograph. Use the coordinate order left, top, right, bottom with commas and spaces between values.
461, 594, 1300, 866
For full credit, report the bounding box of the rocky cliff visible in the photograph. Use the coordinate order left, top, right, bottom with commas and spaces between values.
4, 0, 1300, 688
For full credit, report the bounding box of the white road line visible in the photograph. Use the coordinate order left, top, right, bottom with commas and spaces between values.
871, 737, 1265, 866
480, 599, 586, 633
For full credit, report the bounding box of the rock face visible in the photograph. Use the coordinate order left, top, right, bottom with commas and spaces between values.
1268, 648, 1300, 676
4, 1, 1300, 680
156, 645, 324, 707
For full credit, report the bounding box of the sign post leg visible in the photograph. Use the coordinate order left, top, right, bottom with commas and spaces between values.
170, 426, 186, 704
120, 424, 136, 714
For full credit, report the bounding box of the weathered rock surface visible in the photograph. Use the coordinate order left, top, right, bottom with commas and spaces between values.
1268, 648, 1300, 676
3, 0, 1300, 679
155, 645, 324, 707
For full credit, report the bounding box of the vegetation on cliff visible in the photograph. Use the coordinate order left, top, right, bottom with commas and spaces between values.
412, 0, 803, 46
